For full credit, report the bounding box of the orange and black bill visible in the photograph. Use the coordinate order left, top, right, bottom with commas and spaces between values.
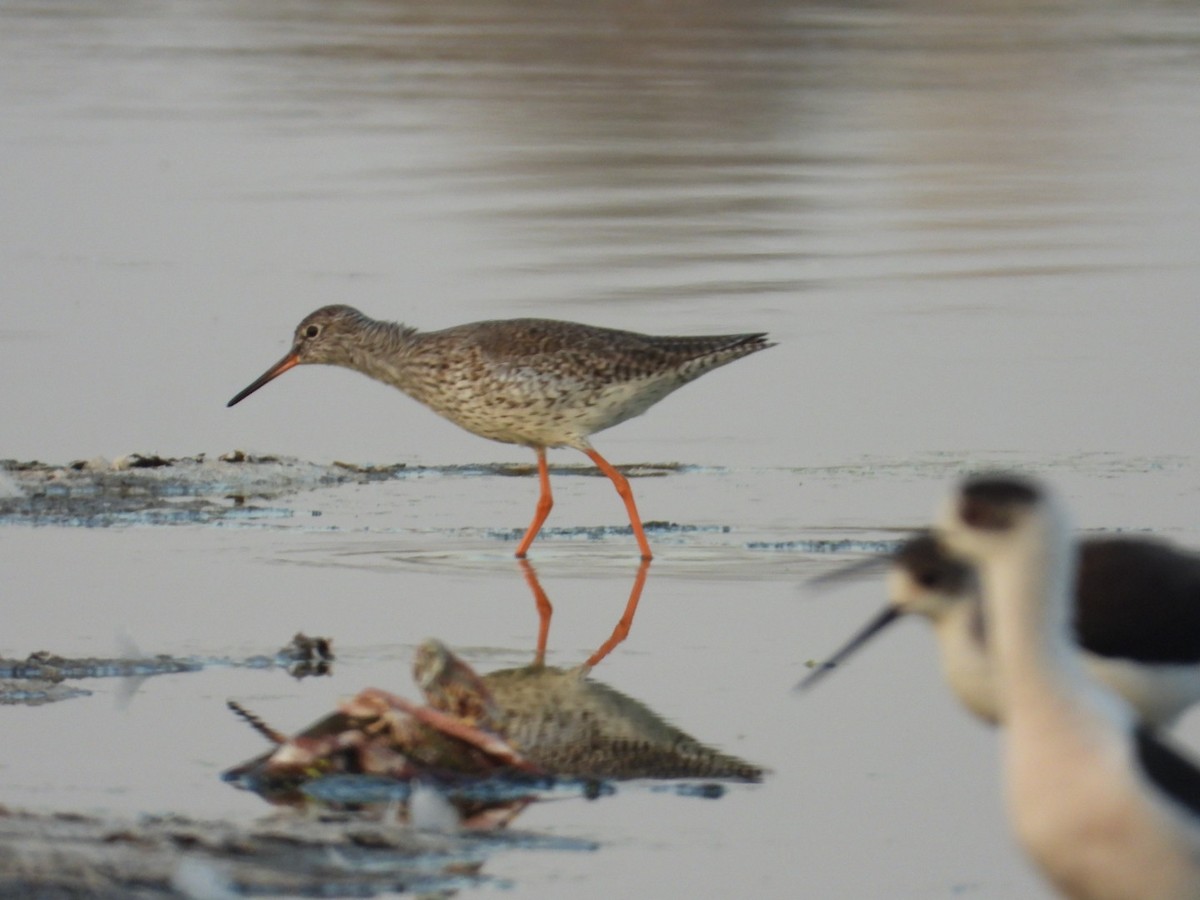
227, 352, 300, 407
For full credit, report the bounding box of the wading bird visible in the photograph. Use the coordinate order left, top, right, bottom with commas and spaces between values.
228, 306, 773, 559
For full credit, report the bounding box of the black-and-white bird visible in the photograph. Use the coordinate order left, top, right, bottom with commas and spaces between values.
939, 474, 1200, 899
799, 531, 1200, 728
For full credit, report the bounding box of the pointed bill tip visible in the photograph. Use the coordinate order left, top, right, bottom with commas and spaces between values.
793, 604, 905, 695
227, 352, 300, 407
794, 661, 838, 693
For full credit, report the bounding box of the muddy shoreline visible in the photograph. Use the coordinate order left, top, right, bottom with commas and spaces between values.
0, 453, 688, 529
0, 804, 589, 898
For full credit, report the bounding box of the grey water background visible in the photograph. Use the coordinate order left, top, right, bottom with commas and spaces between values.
4, 1, 1200, 896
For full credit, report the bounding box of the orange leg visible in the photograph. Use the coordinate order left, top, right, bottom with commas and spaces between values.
515, 448, 554, 558
584, 448, 653, 560
517, 559, 553, 667
584, 559, 651, 669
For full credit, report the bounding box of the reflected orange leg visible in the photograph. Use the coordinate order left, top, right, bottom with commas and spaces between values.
517, 558, 553, 667
584, 448, 653, 560
584, 558, 651, 669
515, 448, 554, 558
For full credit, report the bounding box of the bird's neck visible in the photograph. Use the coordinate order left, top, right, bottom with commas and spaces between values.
982, 524, 1087, 709
343, 317, 421, 386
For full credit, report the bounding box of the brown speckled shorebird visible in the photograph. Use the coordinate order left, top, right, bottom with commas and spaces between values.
228, 306, 773, 559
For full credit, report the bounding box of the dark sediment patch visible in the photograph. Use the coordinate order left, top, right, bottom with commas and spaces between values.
0, 634, 333, 705
0, 453, 690, 528
0, 805, 598, 897
486, 520, 730, 544
0, 679, 92, 706
745, 538, 904, 553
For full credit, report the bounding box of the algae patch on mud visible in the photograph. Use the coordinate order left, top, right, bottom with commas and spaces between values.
0, 453, 688, 528
0, 634, 334, 706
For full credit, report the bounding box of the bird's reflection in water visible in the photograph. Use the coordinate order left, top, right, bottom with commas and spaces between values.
224, 563, 761, 825
518, 557, 649, 669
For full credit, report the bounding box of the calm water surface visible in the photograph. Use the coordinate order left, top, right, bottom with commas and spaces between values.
4, 1, 1200, 896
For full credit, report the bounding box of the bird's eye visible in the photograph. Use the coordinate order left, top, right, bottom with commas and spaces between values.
305, 325, 320, 338
916, 567, 940, 589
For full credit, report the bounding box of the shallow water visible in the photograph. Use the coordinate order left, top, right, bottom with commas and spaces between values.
4, 0, 1200, 896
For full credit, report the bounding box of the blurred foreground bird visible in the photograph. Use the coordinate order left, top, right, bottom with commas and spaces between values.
939, 475, 1200, 900
800, 532, 1200, 728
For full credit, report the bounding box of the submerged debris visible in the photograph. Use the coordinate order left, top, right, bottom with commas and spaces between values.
0, 679, 92, 706
331, 460, 407, 477
276, 632, 335, 678
228, 701, 290, 745
0, 652, 202, 682
0, 634, 334, 705
484, 462, 688, 479
226, 639, 763, 816
487, 521, 731, 544
745, 538, 903, 554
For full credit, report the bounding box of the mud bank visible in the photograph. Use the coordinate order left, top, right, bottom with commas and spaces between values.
0, 453, 687, 528
0, 804, 597, 898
